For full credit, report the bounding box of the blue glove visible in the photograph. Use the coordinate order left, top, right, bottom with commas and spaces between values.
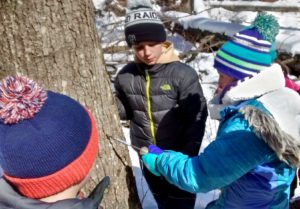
148, 144, 163, 154
141, 145, 164, 176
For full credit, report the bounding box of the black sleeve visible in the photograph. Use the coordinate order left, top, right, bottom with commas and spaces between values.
177, 67, 208, 156
114, 75, 133, 120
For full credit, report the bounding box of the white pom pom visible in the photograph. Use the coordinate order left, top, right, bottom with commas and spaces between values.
0, 76, 47, 124
127, 0, 153, 10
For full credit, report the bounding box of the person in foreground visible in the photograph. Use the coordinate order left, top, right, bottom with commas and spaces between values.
0, 76, 109, 209
142, 13, 300, 209
114, 0, 207, 208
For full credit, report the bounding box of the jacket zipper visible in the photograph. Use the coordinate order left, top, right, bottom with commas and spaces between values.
145, 71, 156, 144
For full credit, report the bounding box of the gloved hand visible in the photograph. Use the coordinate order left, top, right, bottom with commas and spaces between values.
141, 145, 163, 176
88, 176, 110, 209
148, 144, 163, 154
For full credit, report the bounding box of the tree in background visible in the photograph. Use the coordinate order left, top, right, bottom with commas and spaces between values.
0, 0, 140, 208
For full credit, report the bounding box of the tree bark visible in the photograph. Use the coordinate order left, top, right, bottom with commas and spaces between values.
0, 0, 140, 208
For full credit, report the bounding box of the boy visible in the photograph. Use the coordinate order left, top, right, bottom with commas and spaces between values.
114, 0, 208, 208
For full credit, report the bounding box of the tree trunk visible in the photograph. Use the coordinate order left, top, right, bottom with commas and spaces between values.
0, 0, 140, 208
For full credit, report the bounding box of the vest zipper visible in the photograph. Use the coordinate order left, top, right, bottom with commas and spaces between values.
145, 71, 156, 144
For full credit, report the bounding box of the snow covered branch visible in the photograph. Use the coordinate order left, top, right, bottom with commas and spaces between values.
204, 1, 300, 12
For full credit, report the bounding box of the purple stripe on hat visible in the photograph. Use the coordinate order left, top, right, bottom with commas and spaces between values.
214, 59, 252, 80
234, 33, 271, 48
239, 28, 264, 40
221, 47, 271, 67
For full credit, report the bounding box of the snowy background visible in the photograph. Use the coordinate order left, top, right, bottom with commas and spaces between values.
93, 0, 300, 208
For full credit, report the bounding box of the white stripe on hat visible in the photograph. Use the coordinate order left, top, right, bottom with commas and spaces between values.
125, 10, 162, 27
232, 38, 270, 52
235, 32, 271, 46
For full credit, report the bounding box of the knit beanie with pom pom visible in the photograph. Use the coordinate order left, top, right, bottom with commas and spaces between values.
214, 12, 280, 80
0, 76, 99, 199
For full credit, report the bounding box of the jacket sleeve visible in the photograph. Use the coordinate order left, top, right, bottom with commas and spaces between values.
114, 75, 132, 120
177, 67, 208, 156
155, 128, 275, 193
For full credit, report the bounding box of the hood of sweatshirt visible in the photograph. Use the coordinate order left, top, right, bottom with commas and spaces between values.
0, 178, 96, 209
134, 41, 180, 64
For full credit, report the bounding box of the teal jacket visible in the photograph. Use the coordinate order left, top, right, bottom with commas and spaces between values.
152, 65, 300, 209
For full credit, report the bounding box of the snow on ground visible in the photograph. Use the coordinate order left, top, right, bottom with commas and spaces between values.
92, 0, 106, 9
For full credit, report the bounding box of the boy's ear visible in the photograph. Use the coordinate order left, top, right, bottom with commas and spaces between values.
88, 176, 110, 208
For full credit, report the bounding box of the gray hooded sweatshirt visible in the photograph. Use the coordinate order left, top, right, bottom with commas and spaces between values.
0, 178, 97, 209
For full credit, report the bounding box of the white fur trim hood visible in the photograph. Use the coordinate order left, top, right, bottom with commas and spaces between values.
208, 64, 285, 120
208, 64, 300, 167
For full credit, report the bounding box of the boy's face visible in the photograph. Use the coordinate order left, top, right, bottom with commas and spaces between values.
216, 72, 236, 94
133, 41, 163, 65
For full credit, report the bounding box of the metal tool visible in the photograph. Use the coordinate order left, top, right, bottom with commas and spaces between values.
110, 137, 140, 150
109, 137, 148, 155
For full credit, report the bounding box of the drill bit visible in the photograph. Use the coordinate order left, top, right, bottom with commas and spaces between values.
109, 137, 148, 155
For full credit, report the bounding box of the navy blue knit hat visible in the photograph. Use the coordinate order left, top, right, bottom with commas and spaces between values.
214, 13, 280, 80
0, 76, 98, 199
125, 0, 166, 47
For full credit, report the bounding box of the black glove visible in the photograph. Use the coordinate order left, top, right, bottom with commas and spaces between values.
88, 176, 110, 208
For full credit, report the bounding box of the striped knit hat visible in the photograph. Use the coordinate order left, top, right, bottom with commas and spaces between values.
214, 13, 280, 80
125, 0, 166, 47
0, 76, 98, 199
